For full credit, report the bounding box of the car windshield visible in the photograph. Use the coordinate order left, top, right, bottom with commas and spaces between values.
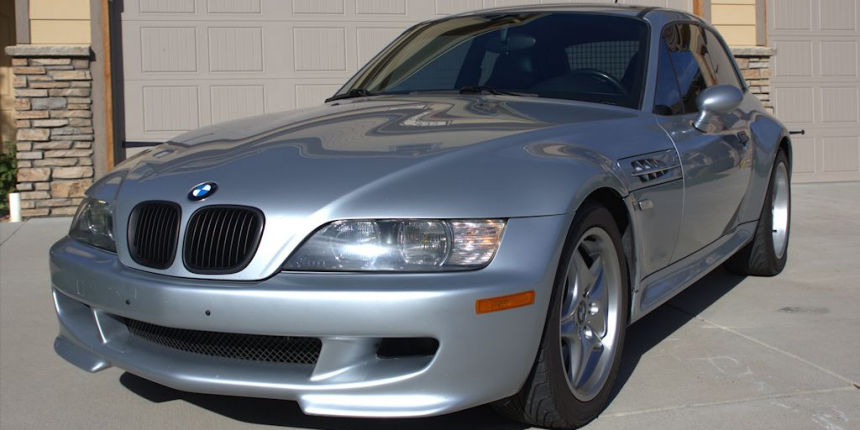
334, 12, 649, 109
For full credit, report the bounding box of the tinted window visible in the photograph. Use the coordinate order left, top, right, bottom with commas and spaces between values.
388, 41, 472, 92
337, 13, 649, 108
665, 24, 710, 113
653, 28, 684, 116
703, 29, 742, 88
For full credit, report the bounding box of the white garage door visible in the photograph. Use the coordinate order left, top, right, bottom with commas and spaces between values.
119, 0, 691, 152
768, 0, 860, 182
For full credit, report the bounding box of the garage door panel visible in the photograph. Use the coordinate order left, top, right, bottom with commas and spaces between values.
208, 27, 264, 72
770, 0, 860, 182
356, 0, 407, 16
293, 27, 347, 72
820, 41, 858, 77
292, 0, 344, 15
139, 0, 196, 14
142, 86, 200, 133
773, 40, 813, 77
820, 87, 859, 124
819, 0, 856, 31
210, 85, 265, 123
820, 136, 860, 172
207, 0, 261, 14
139, 27, 198, 72
435, 0, 484, 15
791, 136, 816, 174
772, 0, 813, 31
773, 87, 815, 123
296, 84, 343, 108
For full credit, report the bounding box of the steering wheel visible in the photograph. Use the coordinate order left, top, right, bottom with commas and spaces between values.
568, 68, 628, 96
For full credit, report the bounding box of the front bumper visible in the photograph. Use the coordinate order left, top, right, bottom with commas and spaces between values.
50, 215, 568, 417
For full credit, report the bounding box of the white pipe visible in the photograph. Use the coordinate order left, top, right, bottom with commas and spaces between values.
8, 192, 21, 223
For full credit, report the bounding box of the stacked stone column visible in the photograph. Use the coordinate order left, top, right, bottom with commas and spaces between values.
733, 47, 776, 114
6, 45, 94, 217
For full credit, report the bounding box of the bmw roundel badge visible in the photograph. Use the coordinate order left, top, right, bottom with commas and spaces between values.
188, 182, 218, 201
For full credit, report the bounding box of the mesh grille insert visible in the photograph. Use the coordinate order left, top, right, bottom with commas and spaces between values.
128, 201, 181, 269
123, 318, 322, 365
183, 206, 264, 274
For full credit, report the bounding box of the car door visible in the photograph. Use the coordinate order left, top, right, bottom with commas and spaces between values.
653, 23, 754, 261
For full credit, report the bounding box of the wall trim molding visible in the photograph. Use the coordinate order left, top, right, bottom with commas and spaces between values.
14, 0, 29, 44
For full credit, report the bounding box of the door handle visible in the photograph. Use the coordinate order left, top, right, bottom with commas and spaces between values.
737, 131, 750, 145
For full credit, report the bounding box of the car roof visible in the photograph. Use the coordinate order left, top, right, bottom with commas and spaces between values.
450, 3, 699, 21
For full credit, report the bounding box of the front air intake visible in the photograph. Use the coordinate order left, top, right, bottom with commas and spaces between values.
183, 205, 264, 274
122, 317, 321, 365
128, 201, 181, 269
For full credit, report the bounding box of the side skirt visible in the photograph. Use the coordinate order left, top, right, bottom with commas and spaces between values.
629, 221, 756, 323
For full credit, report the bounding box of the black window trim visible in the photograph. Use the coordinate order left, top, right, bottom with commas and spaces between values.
654, 24, 686, 116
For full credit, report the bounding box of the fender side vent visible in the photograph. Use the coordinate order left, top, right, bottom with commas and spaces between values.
631, 158, 672, 182
618, 149, 682, 190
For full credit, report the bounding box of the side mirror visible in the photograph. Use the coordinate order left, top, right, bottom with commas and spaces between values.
692, 84, 744, 133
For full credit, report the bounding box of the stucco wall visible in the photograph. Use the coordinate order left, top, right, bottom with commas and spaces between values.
711, 0, 758, 46
29, 0, 91, 45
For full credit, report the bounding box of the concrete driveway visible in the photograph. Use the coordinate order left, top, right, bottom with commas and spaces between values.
1, 183, 858, 430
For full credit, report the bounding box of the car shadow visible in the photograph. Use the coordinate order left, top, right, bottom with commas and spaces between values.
607, 266, 747, 404
119, 267, 746, 429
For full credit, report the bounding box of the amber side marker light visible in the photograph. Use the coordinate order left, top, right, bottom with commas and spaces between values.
476, 290, 536, 314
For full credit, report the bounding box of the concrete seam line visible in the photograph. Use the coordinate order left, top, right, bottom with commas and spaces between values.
603, 386, 856, 418
0, 223, 26, 248
668, 304, 859, 387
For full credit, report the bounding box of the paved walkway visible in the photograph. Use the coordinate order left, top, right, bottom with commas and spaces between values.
1, 183, 858, 429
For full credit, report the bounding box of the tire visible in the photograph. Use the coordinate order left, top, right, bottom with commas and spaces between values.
725, 150, 791, 276
493, 201, 629, 429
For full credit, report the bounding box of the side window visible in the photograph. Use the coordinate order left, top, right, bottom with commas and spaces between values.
703, 29, 742, 88
654, 27, 684, 115
666, 23, 709, 113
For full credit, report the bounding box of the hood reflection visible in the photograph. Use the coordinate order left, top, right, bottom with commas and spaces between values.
122, 95, 634, 180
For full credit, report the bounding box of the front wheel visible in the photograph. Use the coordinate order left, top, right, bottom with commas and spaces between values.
725, 150, 791, 276
493, 202, 629, 429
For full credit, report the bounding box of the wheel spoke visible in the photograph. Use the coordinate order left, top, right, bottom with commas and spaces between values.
574, 326, 604, 388
573, 250, 593, 292
585, 256, 607, 337
560, 319, 578, 339
561, 253, 586, 320
563, 327, 583, 384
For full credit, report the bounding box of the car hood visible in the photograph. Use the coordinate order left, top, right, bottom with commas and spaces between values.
99, 94, 646, 219
91, 94, 672, 279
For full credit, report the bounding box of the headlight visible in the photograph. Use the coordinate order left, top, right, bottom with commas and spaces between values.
283, 219, 505, 271
69, 198, 116, 252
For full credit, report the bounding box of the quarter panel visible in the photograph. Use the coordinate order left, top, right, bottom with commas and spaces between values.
741, 103, 789, 223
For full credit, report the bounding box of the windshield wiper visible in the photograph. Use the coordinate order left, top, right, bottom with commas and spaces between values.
326, 88, 377, 102
458, 85, 535, 97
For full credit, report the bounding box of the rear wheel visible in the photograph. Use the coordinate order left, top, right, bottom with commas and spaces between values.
493, 202, 628, 429
725, 150, 791, 276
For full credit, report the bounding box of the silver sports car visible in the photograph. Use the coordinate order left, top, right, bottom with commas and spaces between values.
50, 4, 791, 429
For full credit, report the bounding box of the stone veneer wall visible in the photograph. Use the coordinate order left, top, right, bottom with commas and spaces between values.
5, 45, 94, 217
733, 46, 776, 114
